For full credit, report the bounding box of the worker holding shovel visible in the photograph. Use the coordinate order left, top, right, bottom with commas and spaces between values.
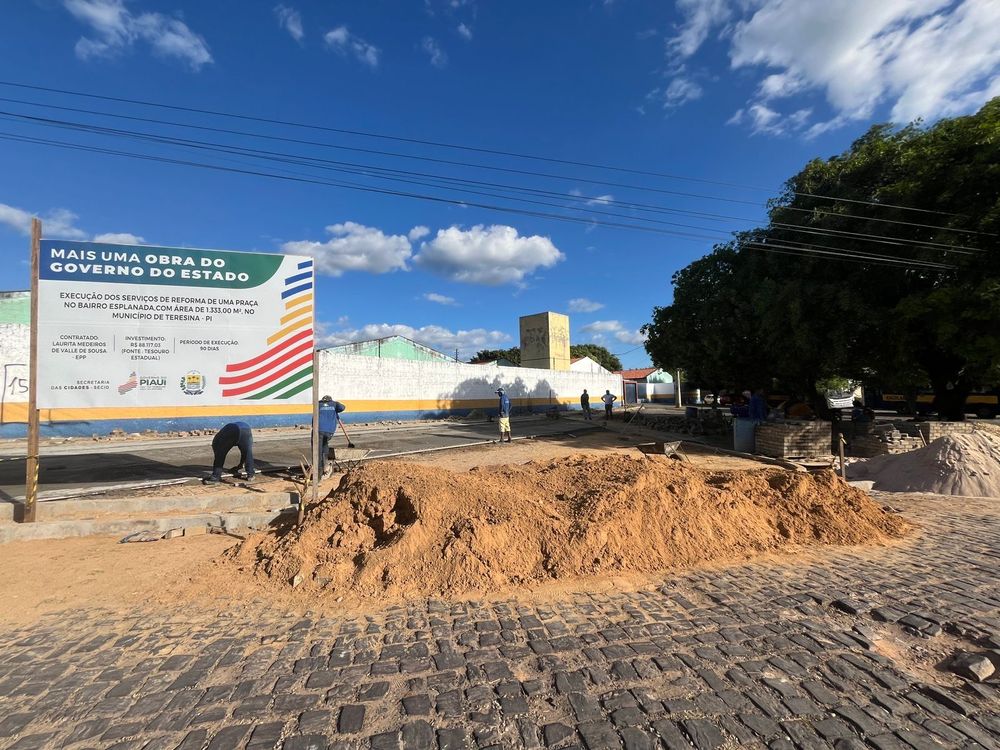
317, 395, 346, 478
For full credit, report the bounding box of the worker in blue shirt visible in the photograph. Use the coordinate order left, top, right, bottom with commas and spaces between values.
749, 388, 769, 423
206, 421, 255, 483
496, 387, 512, 443
318, 395, 346, 477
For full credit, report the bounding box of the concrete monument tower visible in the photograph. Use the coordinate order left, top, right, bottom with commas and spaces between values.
519, 311, 570, 371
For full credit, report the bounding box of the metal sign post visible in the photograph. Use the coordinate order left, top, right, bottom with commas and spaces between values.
23, 218, 41, 523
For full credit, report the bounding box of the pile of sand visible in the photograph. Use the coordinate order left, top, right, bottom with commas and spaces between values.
225, 455, 907, 599
849, 432, 1000, 497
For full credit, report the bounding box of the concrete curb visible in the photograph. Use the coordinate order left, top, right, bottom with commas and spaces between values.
0, 508, 293, 543
2, 491, 298, 523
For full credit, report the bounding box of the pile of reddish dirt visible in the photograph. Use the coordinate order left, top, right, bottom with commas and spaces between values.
224, 455, 908, 599
849, 432, 1000, 497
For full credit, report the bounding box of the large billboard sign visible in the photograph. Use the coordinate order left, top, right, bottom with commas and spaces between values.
36, 240, 314, 412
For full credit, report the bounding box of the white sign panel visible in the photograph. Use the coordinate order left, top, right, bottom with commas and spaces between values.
37, 240, 314, 410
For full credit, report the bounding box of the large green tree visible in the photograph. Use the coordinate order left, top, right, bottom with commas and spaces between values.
644, 99, 1000, 419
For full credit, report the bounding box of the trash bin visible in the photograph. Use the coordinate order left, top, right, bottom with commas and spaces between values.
733, 417, 756, 453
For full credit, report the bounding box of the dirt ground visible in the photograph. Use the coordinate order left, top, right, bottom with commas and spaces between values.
0, 432, 817, 627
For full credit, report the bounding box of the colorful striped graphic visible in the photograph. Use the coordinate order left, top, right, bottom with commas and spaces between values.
219, 259, 315, 400
118, 371, 138, 395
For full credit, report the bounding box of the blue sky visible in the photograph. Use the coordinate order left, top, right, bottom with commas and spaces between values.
1, 0, 998, 367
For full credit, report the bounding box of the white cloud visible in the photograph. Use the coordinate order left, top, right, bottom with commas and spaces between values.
93, 232, 145, 244
324, 25, 380, 67
666, 0, 731, 58
580, 319, 647, 346
423, 292, 459, 306
662, 76, 704, 108
64, 0, 212, 69
0, 203, 88, 240
320, 321, 510, 361
422, 36, 448, 68
568, 298, 605, 313
408, 225, 431, 241
414, 224, 565, 285
282, 222, 412, 276
274, 4, 304, 42
457, 23, 473, 40
570, 189, 615, 206
661, 0, 1000, 133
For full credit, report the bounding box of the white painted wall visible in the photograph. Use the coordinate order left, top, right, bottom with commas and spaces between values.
0, 319, 623, 428
569, 356, 611, 375
0, 323, 29, 423
319, 350, 622, 414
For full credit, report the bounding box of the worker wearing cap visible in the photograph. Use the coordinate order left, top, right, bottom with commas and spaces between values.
318, 395, 346, 477
496, 387, 512, 443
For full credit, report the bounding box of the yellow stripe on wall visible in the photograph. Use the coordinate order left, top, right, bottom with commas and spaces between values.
0, 402, 312, 424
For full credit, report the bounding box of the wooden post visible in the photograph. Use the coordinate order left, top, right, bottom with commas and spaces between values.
303, 349, 319, 526
839, 433, 847, 481
24, 218, 41, 523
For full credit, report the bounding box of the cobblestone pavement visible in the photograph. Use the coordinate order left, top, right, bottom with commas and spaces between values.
1, 494, 998, 750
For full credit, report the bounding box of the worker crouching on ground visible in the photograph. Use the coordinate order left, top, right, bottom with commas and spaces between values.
205, 421, 255, 484
496, 387, 512, 443
318, 395, 346, 478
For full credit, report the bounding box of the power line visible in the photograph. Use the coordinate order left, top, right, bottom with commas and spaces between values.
2, 109, 982, 259
747, 241, 955, 269
0, 80, 977, 220
0, 131, 724, 243
4, 130, 956, 277
2, 96, 989, 245
2, 95, 991, 243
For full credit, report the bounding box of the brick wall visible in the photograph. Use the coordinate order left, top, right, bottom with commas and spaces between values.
755, 421, 831, 458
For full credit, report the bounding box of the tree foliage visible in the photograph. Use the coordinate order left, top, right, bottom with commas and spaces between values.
643, 99, 1000, 418
468, 344, 622, 371
469, 347, 521, 365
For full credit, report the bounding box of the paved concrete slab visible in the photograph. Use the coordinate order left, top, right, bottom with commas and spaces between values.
0, 417, 596, 501
0, 507, 293, 543
2, 491, 298, 524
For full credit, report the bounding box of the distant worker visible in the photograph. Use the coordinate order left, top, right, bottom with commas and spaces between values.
205, 421, 255, 484
496, 387, 512, 443
581, 389, 592, 420
749, 388, 769, 422
318, 395, 346, 478
602, 389, 617, 420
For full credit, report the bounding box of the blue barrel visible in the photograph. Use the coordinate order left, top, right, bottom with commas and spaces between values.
733, 418, 756, 453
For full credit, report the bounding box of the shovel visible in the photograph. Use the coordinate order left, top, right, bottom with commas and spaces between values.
337, 416, 357, 448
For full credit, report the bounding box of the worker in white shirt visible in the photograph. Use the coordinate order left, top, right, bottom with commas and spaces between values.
601, 389, 617, 420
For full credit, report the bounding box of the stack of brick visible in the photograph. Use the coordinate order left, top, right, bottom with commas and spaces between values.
849, 423, 924, 457
755, 421, 831, 458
